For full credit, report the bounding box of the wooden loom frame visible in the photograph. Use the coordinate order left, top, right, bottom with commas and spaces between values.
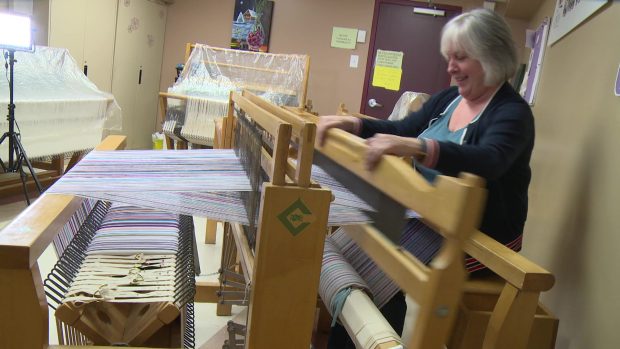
213, 90, 332, 348
0, 96, 557, 349
287, 107, 558, 349
207, 92, 488, 349
157, 43, 311, 150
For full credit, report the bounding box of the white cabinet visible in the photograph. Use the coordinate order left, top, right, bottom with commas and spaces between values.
48, 0, 167, 149
112, 0, 167, 149
49, 0, 117, 92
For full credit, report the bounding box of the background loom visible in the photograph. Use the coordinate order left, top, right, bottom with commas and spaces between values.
0, 46, 121, 196
158, 44, 310, 148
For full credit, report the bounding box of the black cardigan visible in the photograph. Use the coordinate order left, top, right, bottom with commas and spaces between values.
360, 82, 535, 246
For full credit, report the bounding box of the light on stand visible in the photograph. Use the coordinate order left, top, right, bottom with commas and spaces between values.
0, 12, 34, 51
0, 12, 41, 204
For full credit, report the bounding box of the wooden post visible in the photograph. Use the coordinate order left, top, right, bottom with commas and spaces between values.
482, 285, 540, 349
205, 220, 218, 244
245, 184, 331, 349
0, 264, 48, 349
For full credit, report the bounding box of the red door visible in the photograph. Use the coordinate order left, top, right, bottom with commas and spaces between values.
361, 0, 461, 119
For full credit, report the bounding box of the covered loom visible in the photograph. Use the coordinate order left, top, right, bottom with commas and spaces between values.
159, 43, 309, 147
0, 46, 121, 160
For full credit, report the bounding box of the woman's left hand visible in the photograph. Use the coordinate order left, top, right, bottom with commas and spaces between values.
364, 134, 423, 170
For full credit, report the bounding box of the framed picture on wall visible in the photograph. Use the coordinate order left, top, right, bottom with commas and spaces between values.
548, 0, 608, 45
231, 0, 274, 52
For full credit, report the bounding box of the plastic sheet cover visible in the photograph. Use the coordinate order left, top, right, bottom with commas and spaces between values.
387, 91, 430, 121
164, 44, 308, 146
0, 46, 121, 159
169, 44, 308, 107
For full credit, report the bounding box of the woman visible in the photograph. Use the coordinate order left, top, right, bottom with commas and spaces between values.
322, 8, 534, 348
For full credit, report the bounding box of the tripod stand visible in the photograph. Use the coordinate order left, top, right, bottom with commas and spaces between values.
0, 49, 42, 204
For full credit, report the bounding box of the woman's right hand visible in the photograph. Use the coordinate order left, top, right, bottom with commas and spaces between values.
316, 115, 360, 146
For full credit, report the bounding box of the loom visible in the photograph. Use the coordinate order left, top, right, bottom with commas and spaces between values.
0, 46, 121, 191
0, 92, 558, 349
199, 91, 484, 348
158, 43, 309, 148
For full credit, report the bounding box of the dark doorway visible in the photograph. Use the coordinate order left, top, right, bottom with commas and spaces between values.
361, 0, 461, 119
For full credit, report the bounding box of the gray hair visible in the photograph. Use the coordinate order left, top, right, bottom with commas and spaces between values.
440, 8, 518, 86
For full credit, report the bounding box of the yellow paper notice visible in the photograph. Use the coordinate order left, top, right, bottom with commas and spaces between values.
331, 27, 358, 49
375, 50, 403, 69
372, 66, 402, 91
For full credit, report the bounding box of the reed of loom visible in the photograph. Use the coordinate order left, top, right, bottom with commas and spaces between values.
288, 106, 558, 349
0, 135, 126, 349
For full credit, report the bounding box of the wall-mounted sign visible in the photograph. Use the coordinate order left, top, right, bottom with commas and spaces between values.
372, 49, 403, 91
331, 27, 358, 49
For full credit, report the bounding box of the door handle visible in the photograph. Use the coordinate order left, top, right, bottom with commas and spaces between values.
368, 98, 383, 108
138, 66, 143, 85
83, 63, 88, 76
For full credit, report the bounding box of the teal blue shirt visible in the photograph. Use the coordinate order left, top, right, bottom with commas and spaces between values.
416, 96, 467, 182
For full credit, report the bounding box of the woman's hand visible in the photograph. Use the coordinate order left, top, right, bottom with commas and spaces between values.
364, 134, 424, 171
316, 115, 360, 146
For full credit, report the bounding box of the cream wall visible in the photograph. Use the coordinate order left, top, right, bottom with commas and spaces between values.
522, 1, 620, 348
159, 0, 528, 115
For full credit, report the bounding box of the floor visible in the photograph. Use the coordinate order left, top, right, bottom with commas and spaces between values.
0, 196, 245, 348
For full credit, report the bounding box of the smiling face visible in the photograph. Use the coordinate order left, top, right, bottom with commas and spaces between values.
445, 49, 494, 102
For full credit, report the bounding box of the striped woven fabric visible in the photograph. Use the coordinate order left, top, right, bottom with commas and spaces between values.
46, 149, 373, 226
52, 198, 97, 256
47, 149, 250, 193
61, 202, 182, 305
325, 220, 525, 310
86, 203, 179, 255
319, 237, 372, 318
328, 219, 442, 309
